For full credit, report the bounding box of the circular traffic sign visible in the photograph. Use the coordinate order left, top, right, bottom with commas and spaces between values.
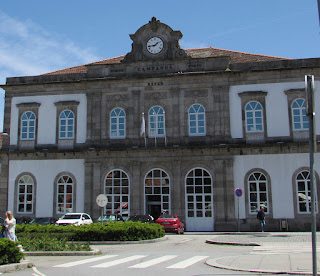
235, 188, 243, 197
96, 194, 108, 207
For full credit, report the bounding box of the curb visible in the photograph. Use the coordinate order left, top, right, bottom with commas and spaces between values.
205, 257, 312, 275
24, 249, 101, 256
0, 260, 34, 274
90, 236, 168, 245
205, 239, 260, 246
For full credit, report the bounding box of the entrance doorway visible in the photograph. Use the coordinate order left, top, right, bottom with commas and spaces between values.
146, 195, 161, 219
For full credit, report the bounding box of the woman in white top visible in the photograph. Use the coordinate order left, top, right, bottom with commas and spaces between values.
3, 211, 17, 241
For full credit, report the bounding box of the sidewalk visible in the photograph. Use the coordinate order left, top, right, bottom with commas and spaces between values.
205, 232, 320, 275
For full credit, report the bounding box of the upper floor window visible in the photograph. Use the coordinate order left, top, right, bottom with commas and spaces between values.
59, 110, 74, 139
245, 101, 263, 133
292, 99, 309, 131
110, 108, 126, 139
248, 171, 269, 214
188, 104, 206, 136
148, 106, 165, 138
17, 174, 34, 214
21, 111, 36, 140
57, 175, 74, 214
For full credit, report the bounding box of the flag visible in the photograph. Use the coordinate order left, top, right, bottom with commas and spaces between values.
140, 113, 145, 137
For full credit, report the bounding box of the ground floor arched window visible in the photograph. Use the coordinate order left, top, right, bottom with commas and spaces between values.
105, 169, 130, 219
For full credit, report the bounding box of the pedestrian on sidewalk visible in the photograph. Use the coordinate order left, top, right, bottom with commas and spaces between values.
257, 206, 266, 232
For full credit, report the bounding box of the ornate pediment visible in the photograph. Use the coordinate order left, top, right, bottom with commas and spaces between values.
122, 17, 189, 63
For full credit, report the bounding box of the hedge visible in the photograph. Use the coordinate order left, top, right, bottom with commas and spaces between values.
16, 221, 165, 242
0, 238, 24, 265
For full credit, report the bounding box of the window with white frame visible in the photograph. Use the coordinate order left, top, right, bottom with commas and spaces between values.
148, 106, 165, 138
248, 172, 268, 213
110, 108, 126, 139
17, 175, 34, 214
185, 168, 213, 218
21, 111, 36, 140
57, 175, 74, 214
188, 104, 206, 136
296, 170, 317, 213
59, 110, 74, 139
105, 170, 129, 219
245, 101, 263, 133
292, 99, 309, 131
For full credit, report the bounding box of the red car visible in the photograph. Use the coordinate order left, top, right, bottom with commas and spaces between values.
155, 215, 184, 234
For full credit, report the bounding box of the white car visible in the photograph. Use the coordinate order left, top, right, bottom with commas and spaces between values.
55, 213, 93, 226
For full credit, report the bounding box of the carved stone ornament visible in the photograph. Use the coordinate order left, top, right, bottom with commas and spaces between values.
105, 94, 129, 101
121, 17, 189, 63
145, 92, 167, 100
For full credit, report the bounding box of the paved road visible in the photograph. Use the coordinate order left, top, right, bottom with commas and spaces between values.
6, 234, 259, 276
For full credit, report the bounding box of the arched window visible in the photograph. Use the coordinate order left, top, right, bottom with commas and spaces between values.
248, 172, 268, 214
105, 170, 130, 219
148, 106, 165, 138
110, 108, 126, 139
21, 111, 36, 140
188, 104, 206, 136
59, 110, 74, 139
292, 99, 309, 131
185, 168, 213, 218
17, 175, 34, 214
145, 169, 170, 212
296, 170, 317, 213
245, 101, 263, 133
57, 175, 74, 214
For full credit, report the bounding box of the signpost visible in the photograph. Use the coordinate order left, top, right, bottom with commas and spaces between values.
96, 194, 108, 227
235, 188, 243, 232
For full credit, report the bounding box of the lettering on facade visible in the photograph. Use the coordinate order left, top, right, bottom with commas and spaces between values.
110, 69, 125, 73
147, 82, 164, 86
188, 63, 203, 70
136, 64, 174, 73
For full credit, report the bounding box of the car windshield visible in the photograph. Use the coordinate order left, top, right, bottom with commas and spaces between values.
159, 215, 176, 219
32, 218, 49, 223
62, 214, 81, 220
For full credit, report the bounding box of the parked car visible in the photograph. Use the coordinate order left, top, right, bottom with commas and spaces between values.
155, 215, 184, 234
96, 214, 125, 223
15, 216, 32, 224
127, 214, 153, 223
55, 213, 93, 226
29, 217, 56, 225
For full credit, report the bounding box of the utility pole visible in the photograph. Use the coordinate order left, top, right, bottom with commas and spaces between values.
305, 75, 317, 276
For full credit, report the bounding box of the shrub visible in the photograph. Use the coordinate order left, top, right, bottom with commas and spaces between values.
0, 238, 24, 265
18, 236, 91, 252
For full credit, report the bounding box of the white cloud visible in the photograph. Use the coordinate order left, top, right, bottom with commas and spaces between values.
0, 11, 101, 132
0, 11, 100, 83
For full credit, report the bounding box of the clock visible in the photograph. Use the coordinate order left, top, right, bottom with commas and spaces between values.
147, 37, 164, 54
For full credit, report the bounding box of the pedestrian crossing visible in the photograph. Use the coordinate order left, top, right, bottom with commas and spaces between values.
251, 245, 319, 255
54, 254, 209, 269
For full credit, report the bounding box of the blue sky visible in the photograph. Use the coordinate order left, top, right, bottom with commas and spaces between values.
0, 1, 320, 131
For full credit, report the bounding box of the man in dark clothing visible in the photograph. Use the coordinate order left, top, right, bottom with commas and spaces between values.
257, 206, 266, 232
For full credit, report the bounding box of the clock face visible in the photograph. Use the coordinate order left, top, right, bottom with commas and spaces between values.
147, 37, 164, 54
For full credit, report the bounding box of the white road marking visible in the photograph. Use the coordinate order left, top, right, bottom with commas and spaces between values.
166, 255, 209, 269
54, 255, 118, 267
129, 255, 178, 268
176, 238, 192, 244
32, 267, 47, 276
92, 255, 147, 268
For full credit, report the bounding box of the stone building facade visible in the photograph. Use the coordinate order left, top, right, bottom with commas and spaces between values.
1, 18, 320, 231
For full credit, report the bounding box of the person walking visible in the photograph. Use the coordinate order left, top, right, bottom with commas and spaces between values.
257, 206, 266, 232
3, 211, 18, 241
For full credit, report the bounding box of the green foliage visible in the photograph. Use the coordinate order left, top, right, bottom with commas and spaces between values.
0, 238, 24, 265
16, 221, 165, 243
18, 236, 91, 252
